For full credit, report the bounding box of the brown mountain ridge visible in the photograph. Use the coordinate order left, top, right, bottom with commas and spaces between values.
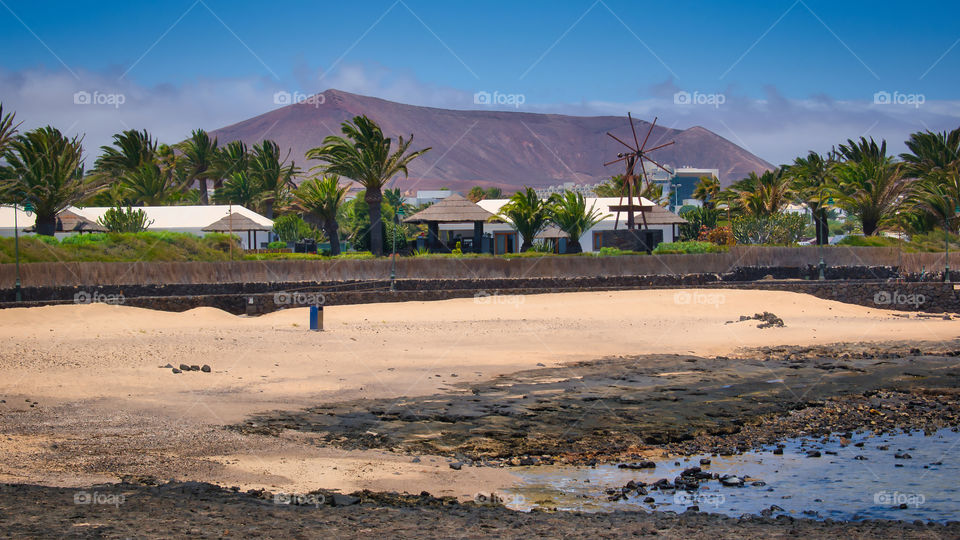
209, 89, 774, 192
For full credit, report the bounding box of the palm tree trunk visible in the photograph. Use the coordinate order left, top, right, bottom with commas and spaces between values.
816, 207, 829, 245
365, 189, 384, 256
198, 178, 209, 205
36, 214, 57, 236
520, 237, 532, 252
325, 219, 341, 255
566, 239, 582, 254
263, 199, 274, 220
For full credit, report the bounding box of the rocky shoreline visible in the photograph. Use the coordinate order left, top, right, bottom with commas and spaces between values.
234, 341, 960, 467
1, 480, 957, 539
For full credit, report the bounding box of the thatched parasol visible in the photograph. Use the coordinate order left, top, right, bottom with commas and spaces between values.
203, 212, 272, 249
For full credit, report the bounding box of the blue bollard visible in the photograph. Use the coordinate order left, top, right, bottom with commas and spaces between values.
309, 305, 323, 331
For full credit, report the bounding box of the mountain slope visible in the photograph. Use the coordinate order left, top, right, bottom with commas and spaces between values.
209, 89, 773, 191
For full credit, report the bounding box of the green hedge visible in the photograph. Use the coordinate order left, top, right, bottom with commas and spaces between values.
652, 241, 727, 255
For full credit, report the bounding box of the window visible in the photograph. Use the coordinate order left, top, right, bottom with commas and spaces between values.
592, 231, 603, 251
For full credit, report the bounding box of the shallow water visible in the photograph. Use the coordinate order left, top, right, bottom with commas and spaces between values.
502, 428, 960, 522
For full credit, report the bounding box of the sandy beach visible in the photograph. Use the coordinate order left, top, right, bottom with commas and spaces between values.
0, 288, 957, 501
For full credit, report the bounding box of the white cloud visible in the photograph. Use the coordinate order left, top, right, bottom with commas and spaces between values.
1, 65, 958, 166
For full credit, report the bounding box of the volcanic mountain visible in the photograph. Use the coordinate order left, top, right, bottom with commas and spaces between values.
209, 89, 773, 192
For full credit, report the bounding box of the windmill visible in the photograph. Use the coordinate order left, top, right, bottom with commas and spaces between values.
604, 113, 675, 230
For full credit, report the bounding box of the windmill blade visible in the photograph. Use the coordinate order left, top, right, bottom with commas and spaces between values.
638, 159, 651, 190
644, 140, 675, 153
604, 155, 630, 167
640, 117, 657, 152
607, 132, 638, 152
643, 155, 673, 174
628, 112, 640, 151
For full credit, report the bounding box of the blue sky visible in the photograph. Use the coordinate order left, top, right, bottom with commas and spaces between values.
1, 0, 958, 164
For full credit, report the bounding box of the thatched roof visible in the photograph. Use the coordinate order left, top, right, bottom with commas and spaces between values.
536, 226, 568, 239
404, 193, 498, 224
641, 205, 687, 225
23, 209, 106, 233
203, 212, 272, 232
59, 210, 107, 232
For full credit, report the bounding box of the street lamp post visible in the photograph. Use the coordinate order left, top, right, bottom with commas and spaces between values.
13, 204, 21, 302
945, 205, 958, 283
390, 206, 405, 292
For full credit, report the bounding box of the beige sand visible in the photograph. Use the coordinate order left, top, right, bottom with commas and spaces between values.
0, 289, 956, 498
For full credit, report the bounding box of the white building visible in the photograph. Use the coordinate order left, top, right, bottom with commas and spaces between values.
429, 197, 684, 253
0, 205, 274, 250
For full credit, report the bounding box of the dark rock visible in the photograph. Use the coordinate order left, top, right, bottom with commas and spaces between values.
179, 364, 190, 371
331, 494, 360, 506
201, 365, 211, 373
449, 462, 462, 470
172, 368, 182, 374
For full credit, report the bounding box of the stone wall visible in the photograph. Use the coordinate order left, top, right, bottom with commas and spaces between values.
5, 272, 958, 315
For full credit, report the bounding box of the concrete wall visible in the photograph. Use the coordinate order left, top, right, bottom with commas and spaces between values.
2, 246, 959, 289
6, 278, 957, 316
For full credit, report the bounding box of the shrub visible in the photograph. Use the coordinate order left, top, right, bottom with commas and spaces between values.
652, 241, 726, 254
97, 206, 153, 233
528, 241, 554, 253
272, 214, 320, 243
267, 240, 287, 250
731, 214, 806, 245
679, 206, 719, 241
698, 226, 736, 246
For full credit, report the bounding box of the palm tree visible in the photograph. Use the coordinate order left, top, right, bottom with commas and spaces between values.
249, 140, 297, 219
1, 127, 102, 235
0, 104, 21, 156
832, 137, 912, 236
485, 187, 503, 199
177, 129, 218, 205
383, 187, 405, 212
213, 170, 264, 210
120, 162, 184, 206
211, 140, 249, 181
306, 115, 430, 256
692, 175, 720, 210
296, 175, 348, 255
594, 174, 628, 197
724, 169, 792, 217
901, 128, 960, 232
496, 186, 550, 252
93, 129, 159, 181
785, 151, 835, 245
548, 190, 606, 253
